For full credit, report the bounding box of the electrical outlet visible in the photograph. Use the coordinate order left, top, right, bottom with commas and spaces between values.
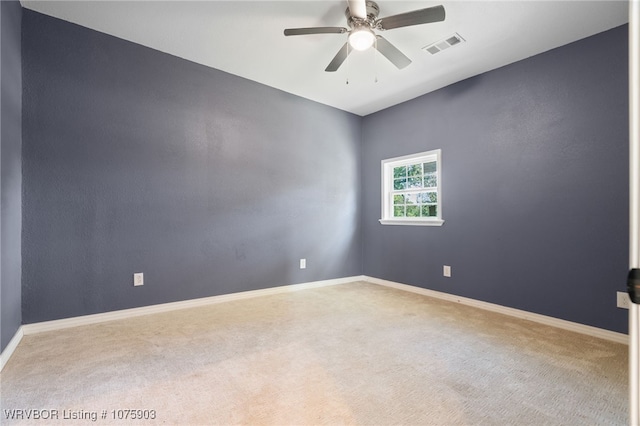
617, 291, 630, 309
134, 272, 144, 287
300, 259, 306, 269
443, 265, 451, 278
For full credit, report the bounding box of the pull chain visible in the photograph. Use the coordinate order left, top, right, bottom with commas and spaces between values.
346, 43, 350, 85
374, 37, 378, 83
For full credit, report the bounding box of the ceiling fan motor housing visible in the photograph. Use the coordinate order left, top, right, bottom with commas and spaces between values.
345, 1, 380, 29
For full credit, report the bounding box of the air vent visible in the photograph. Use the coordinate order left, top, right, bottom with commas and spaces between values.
422, 33, 465, 55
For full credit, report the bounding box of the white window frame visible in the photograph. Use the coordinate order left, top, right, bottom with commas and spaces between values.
379, 149, 444, 226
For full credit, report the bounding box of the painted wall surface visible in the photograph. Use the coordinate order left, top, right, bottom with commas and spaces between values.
1, 0, 23, 352
16, 9, 630, 335
21, 10, 361, 323
362, 25, 629, 333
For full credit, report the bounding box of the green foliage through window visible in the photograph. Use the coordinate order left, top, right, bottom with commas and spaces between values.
390, 160, 438, 218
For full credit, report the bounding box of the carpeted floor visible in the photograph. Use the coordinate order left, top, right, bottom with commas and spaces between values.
0, 281, 628, 425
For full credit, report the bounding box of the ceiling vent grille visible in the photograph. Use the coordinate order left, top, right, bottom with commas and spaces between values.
422, 33, 465, 55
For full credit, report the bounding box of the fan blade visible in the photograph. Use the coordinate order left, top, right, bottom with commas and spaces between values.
378, 5, 445, 30
348, 0, 367, 19
325, 43, 351, 72
375, 36, 411, 69
284, 27, 347, 36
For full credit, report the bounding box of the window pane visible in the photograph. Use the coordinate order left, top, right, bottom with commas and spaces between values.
417, 192, 436, 203
405, 194, 417, 205
408, 163, 422, 177
423, 161, 437, 173
406, 205, 420, 217
394, 178, 407, 190
393, 166, 407, 179
393, 194, 405, 205
421, 205, 437, 217
408, 177, 422, 188
394, 205, 405, 217
424, 173, 437, 188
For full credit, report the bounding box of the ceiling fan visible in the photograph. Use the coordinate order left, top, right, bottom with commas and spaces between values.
284, 0, 445, 72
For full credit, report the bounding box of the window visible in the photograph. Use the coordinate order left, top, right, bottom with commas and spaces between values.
380, 149, 443, 226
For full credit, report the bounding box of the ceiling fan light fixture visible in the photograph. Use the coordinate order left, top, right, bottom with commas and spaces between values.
348, 27, 375, 51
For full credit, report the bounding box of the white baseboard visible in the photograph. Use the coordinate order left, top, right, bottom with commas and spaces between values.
1, 276, 361, 371
363, 276, 628, 345
0, 326, 24, 372
2, 273, 626, 372
21, 276, 364, 336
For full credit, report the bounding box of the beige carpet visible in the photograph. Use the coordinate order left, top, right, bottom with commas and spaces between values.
0, 281, 628, 425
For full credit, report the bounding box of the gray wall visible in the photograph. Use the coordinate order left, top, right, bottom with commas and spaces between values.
362, 25, 629, 333
1, 0, 23, 352
21, 10, 361, 323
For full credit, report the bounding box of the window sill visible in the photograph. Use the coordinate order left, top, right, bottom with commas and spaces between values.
379, 219, 444, 227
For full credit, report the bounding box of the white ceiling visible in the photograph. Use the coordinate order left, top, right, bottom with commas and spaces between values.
21, 0, 629, 116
